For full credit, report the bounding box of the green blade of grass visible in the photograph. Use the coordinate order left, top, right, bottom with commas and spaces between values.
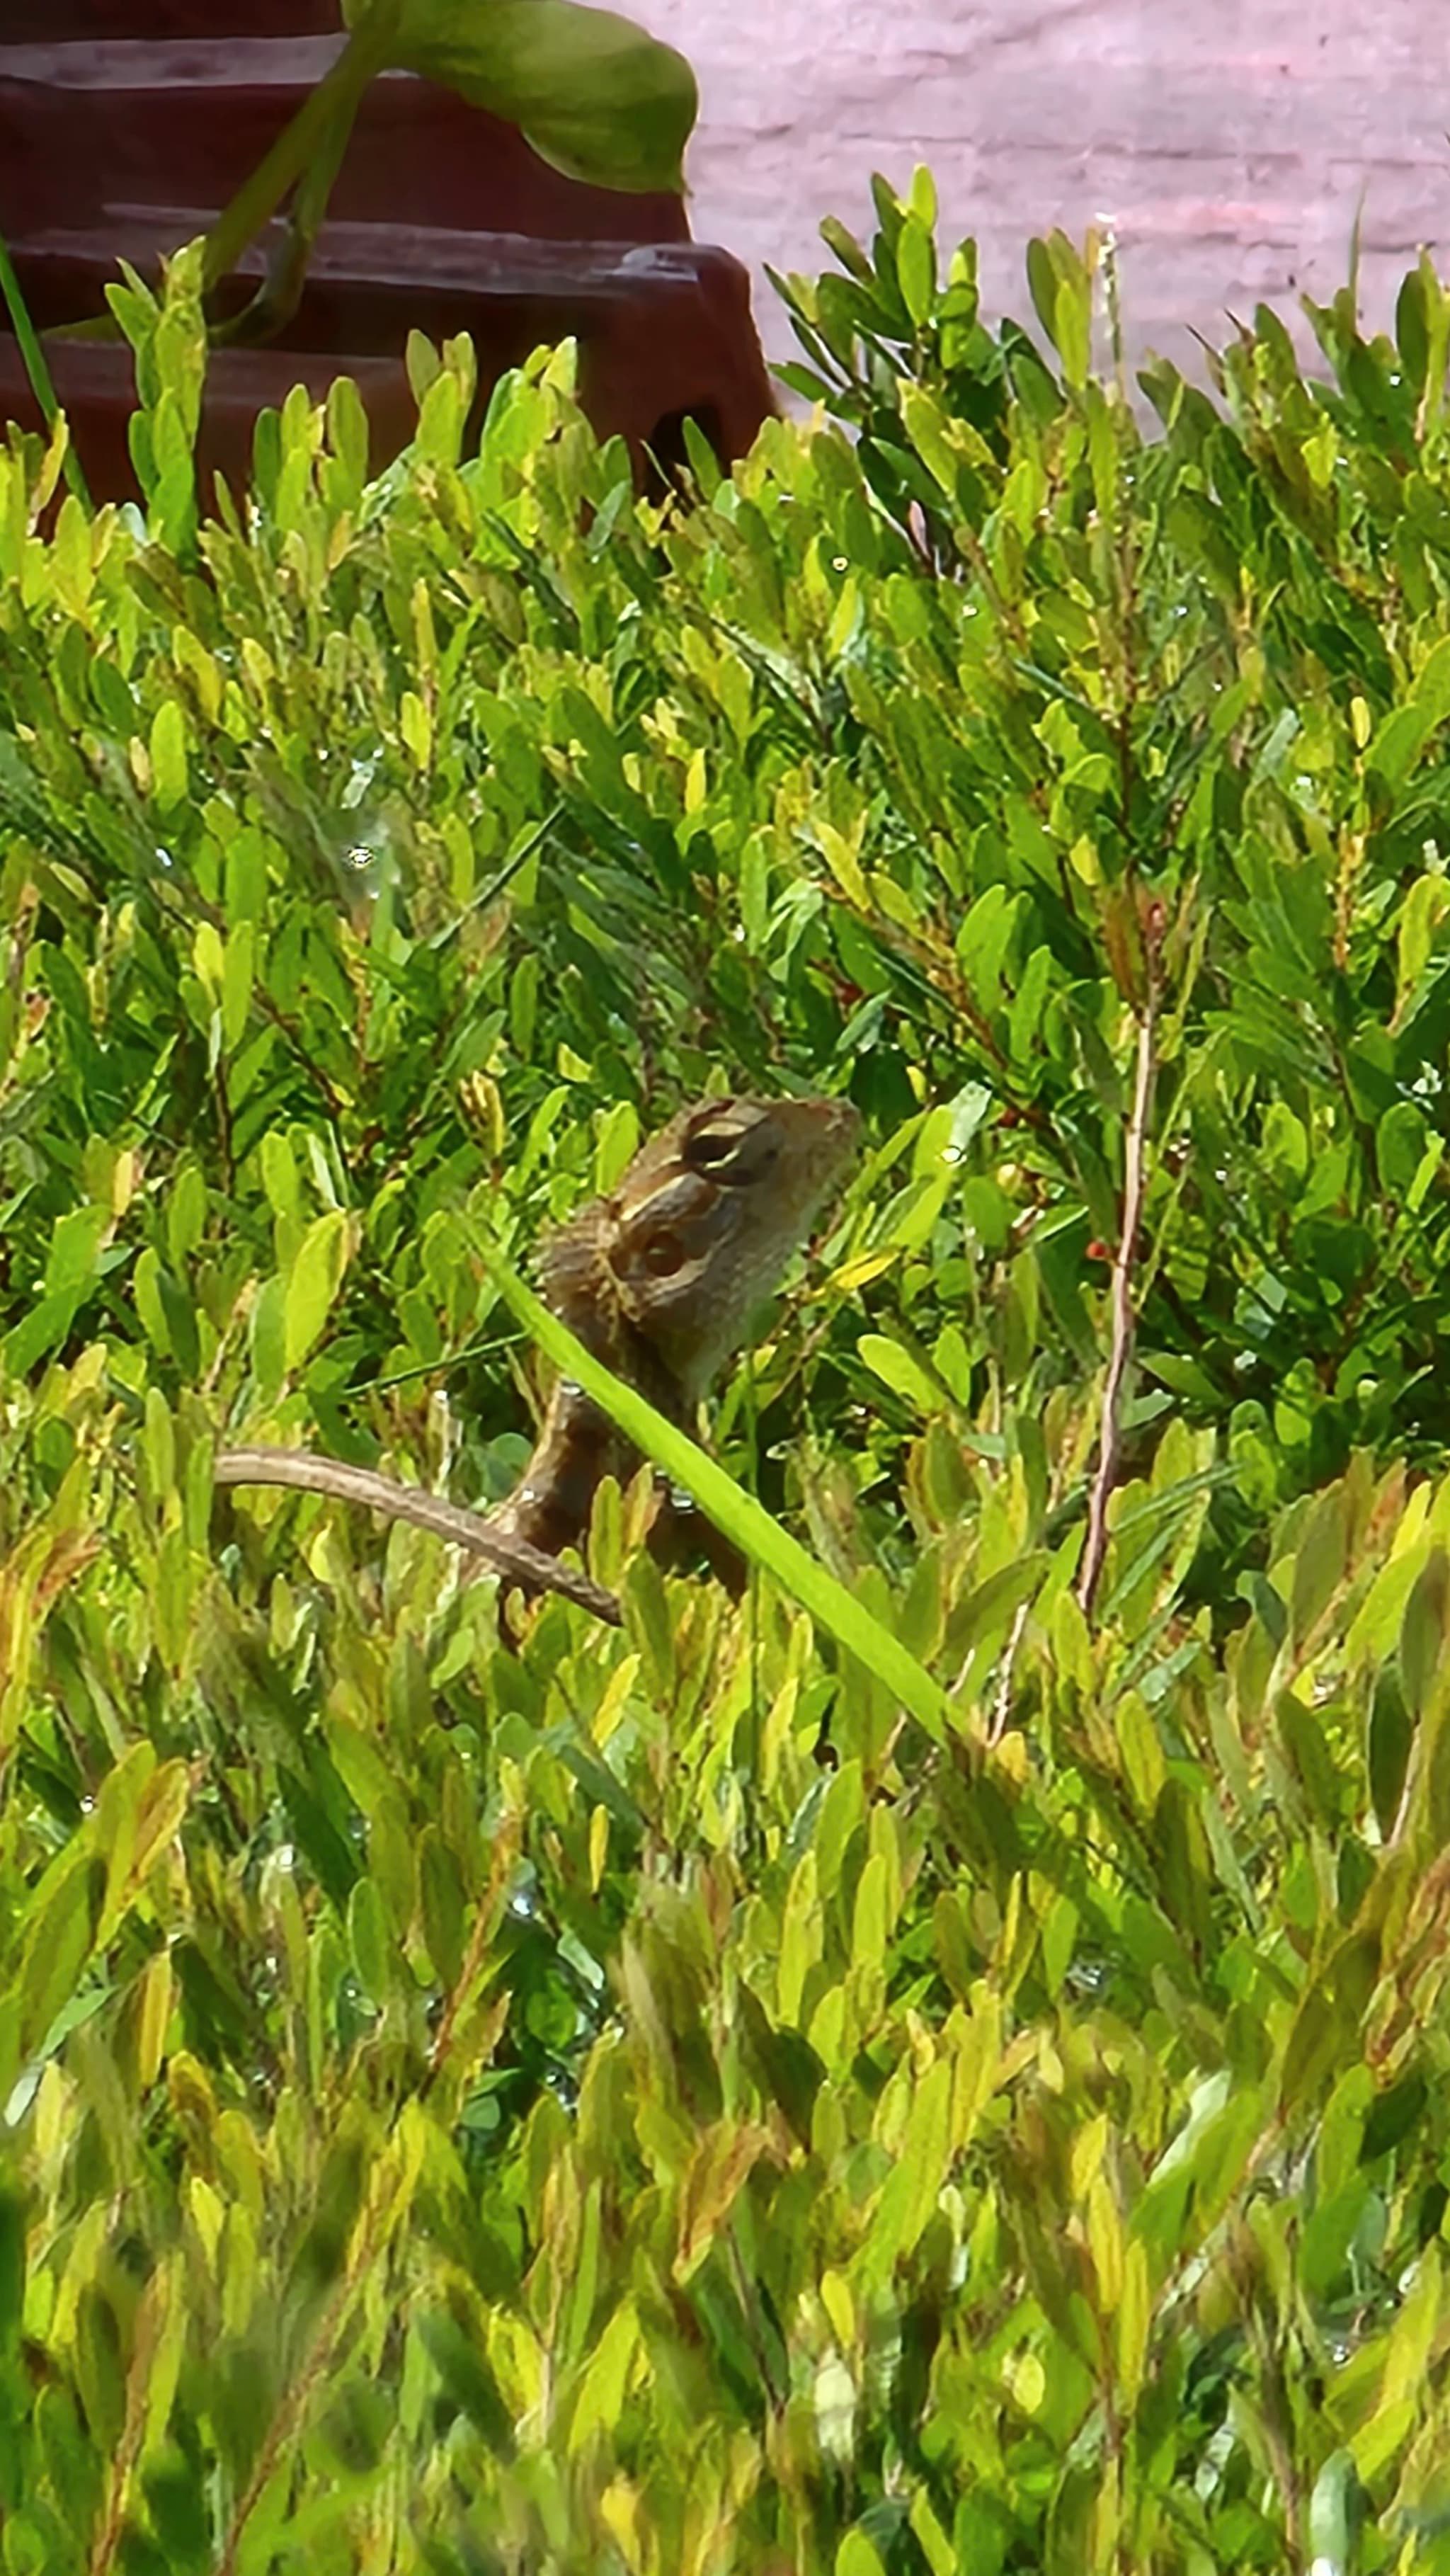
472, 1229, 953, 1745
0, 231, 92, 512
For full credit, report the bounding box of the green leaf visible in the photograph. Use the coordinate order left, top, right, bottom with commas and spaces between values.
1289, 1484, 1347, 1652
851, 1852, 889, 1969
367, 0, 697, 193
221, 923, 254, 1052
1369, 1669, 1413, 1840
251, 1273, 289, 1403
326, 372, 370, 492
143, 1385, 176, 1503
4, 1289, 79, 1379
1279, 1933, 1380, 2117
836, 2534, 886, 2576
0, 2187, 25, 2359
1360, 2070, 1427, 2163
260, 1132, 302, 1224
908, 2491, 954, 2576
867, 2056, 952, 2269
44, 1205, 109, 1300
509, 950, 540, 1061
1377, 1098, 1427, 1195
856, 1331, 948, 1414
1153, 1779, 1215, 1957
1396, 872, 1450, 1010
1308, 2450, 1353, 2568
1401, 1549, 1450, 1723
149, 700, 188, 809
944, 1554, 1049, 1663
418, 1828, 465, 1986
896, 215, 935, 329
1026, 237, 1058, 348
326, 1716, 396, 1821
906, 164, 937, 232
348, 1875, 394, 2000
1054, 277, 1090, 392
168, 1165, 207, 1266
413, 2310, 515, 2452
18, 1859, 104, 2061
1410, 632, 1450, 724
283, 1212, 352, 1370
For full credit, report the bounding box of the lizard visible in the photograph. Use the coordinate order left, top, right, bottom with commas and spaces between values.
215, 1091, 861, 1624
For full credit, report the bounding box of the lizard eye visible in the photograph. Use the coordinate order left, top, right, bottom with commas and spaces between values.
685, 1122, 778, 1182
637, 1228, 687, 1276
685, 1126, 743, 1174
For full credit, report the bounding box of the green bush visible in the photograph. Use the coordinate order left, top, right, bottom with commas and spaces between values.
4, 190, 1450, 2570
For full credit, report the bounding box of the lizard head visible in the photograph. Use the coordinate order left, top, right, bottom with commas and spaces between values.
543, 1094, 861, 1399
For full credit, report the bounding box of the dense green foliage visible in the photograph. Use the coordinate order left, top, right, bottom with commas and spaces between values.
6, 183, 1450, 2570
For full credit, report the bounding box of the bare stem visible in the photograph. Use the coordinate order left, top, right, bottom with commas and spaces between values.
988, 1598, 1032, 1746
215, 1447, 622, 1626
1077, 986, 1157, 1619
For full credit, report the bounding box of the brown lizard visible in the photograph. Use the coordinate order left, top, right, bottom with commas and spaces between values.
215, 1092, 860, 1623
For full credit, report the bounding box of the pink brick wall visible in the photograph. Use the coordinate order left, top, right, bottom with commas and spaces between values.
639, 0, 1449, 380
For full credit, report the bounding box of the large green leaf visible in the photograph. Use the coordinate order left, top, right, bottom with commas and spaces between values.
347, 0, 697, 190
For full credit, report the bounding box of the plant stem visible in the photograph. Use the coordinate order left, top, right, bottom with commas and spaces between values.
1078, 977, 1157, 1618
198, 26, 389, 299
209, 42, 362, 349
42, 24, 390, 348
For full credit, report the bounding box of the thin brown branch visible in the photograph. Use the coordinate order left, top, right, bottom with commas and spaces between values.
215, 1447, 622, 1626
1077, 981, 1158, 1619
424, 1820, 520, 2093
213, 1049, 236, 1199
988, 1597, 1032, 1746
